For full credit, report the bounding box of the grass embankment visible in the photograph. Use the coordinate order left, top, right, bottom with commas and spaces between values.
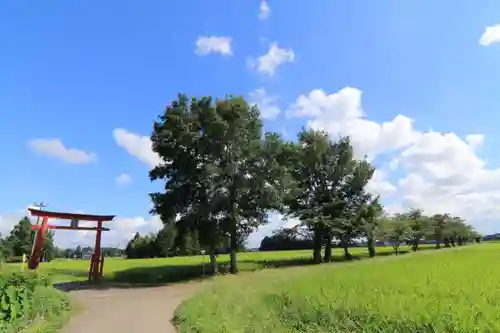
13, 246, 417, 284
175, 244, 497, 333
0, 272, 72, 333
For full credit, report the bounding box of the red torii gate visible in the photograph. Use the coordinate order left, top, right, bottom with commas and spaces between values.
28, 208, 115, 281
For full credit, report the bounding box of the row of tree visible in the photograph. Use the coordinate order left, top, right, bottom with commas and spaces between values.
378, 210, 480, 253
125, 223, 178, 259
124, 223, 246, 259
260, 209, 480, 254
62, 245, 123, 259
148, 94, 480, 274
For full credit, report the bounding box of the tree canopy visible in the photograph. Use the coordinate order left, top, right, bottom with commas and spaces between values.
150, 95, 286, 273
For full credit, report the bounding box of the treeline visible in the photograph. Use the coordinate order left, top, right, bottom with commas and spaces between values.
260, 226, 314, 251
147, 94, 481, 275
0, 217, 123, 262
125, 223, 246, 259
0, 217, 55, 262
60, 245, 123, 259
260, 210, 480, 254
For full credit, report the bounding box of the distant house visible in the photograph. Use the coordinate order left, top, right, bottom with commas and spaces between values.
81, 250, 93, 260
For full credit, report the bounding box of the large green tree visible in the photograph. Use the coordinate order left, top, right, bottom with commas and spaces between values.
404, 209, 432, 251
3, 217, 55, 261
284, 130, 373, 263
154, 222, 177, 257
431, 213, 449, 249
125, 232, 140, 258
150, 95, 285, 274
331, 158, 374, 260
149, 95, 224, 270
319, 136, 359, 262
386, 216, 411, 255
358, 195, 383, 258
284, 130, 331, 264
7, 217, 33, 257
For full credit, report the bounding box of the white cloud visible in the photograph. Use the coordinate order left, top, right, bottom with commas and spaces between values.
248, 88, 281, 119
246, 212, 300, 248
466, 134, 484, 151
285, 85, 500, 235
251, 42, 295, 76
27, 138, 97, 164
366, 170, 396, 197
258, 0, 270, 20
288, 87, 421, 160
0, 213, 22, 237
116, 173, 132, 186
51, 215, 163, 249
395, 131, 485, 181
113, 128, 162, 167
479, 24, 500, 46
195, 36, 233, 56
102, 215, 163, 247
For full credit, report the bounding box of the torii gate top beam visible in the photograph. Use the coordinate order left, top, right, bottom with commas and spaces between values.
28, 208, 115, 222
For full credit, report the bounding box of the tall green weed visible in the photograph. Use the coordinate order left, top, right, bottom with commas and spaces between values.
175, 245, 500, 333
0, 272, 71, 333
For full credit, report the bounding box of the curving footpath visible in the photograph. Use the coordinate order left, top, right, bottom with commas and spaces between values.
60, 282, 200, 333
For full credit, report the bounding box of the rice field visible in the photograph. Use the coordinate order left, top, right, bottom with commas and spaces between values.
175, 243, 500, 333
3, 245, 407, 283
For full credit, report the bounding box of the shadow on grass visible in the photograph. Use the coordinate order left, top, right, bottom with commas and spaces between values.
46, 269, 91, 279
54, 248, 425, 292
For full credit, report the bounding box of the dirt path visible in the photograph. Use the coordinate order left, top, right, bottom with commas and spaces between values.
60, 282, 200, 333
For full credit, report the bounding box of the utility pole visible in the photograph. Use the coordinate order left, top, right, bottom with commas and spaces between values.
30, 202, 48, 262
33, 202, 47, 225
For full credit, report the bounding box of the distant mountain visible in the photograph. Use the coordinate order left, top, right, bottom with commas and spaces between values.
483, 233, 500, 241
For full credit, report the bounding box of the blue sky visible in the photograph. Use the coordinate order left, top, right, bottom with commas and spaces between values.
2, 1, 500, 248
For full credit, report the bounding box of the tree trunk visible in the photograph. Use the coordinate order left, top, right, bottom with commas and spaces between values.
313, 226, 323, 264
342, 242, 350, 259
367, 236, 376, 258
411, 238, 419, 251
229, 178, 238, 275
209, 251, 218, 275
341, 236, 351, 259
229, 227, 238, 274
323, 232, 333, 262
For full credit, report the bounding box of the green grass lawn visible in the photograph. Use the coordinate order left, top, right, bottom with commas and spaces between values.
175, 243, 498, 333
4, 245, 421, 284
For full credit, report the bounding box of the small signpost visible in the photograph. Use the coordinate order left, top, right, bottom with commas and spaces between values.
201, 249, 206, 277
21, 253, 26, 272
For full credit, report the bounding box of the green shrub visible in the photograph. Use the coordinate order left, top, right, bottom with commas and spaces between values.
0, 272, 71, 333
